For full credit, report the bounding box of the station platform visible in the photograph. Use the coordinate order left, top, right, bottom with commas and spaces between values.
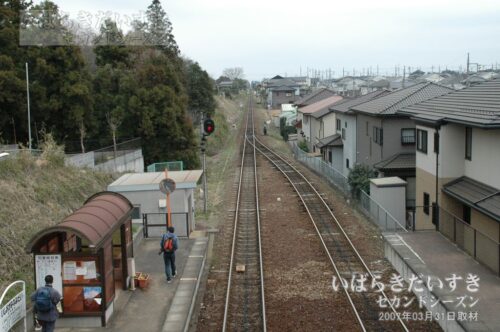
384, 231, 500, 332
56, 232, 208, 332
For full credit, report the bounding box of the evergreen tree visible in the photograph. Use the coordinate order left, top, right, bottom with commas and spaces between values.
24, 1, 94, 151
0, 0, 31, 144
130, 52, 199, 168
184, 60, 215, 123
145, 0, 179, 55
94, 18, 129, 67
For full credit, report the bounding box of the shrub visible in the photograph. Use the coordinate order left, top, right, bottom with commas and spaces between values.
298, 140, 309, 152
347, 164, 377, 197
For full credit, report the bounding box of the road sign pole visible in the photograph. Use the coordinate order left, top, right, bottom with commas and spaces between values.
164, 169, 172, 228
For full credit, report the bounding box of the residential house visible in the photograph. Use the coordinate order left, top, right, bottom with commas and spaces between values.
398, 79, 500, 274
297, 95, 343, 151
263, 75, 311, 108
350, 83, 452, 208
328, 90, 391, 177
294, 88, 337, 107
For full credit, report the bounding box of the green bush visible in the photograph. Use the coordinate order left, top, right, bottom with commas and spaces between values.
298, 140, 309, 152
347, 164, 377, 197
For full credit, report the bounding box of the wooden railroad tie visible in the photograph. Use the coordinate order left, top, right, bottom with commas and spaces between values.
236, 264, 246, 273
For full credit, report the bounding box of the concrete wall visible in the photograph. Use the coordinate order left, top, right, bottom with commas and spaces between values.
370, 179, 406, 227
65, 152, 95, 168
65, 149, 144, 173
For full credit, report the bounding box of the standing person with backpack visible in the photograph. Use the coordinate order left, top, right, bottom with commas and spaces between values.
30, 275, 61, 332
159, 226, 179, 283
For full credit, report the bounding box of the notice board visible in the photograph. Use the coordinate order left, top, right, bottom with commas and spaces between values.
35, 254, 62, 294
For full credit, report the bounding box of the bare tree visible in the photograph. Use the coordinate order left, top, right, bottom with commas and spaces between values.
222, 67, 244, 80
79, 121, 86, 153
106, 108, 123, 158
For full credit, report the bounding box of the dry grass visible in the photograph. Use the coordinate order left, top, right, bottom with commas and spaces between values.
0, 143, 112, 294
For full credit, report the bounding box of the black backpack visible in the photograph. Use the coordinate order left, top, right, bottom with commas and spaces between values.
35, 288, 53, 312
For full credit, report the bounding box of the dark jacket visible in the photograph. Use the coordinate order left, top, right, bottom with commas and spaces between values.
31, 284, 61, 322
160, 232, 179, 254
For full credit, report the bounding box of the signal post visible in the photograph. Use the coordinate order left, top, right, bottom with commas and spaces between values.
201, 117, 215, 213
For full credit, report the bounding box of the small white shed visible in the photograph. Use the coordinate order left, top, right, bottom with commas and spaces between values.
108, 170, 203, 237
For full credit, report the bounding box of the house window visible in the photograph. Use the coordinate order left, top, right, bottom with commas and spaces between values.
346, 158, 350, 169
434, 132, 440, 153
336, 119, 341, 131
366, 122, 369, 135
373, 127, 383, 145
328, 151, 332, 163
417, 129, 428, 153
423, 193, 430, 215
465, 127, 472, 160
304, 116, 308, 124
285, 92, 292, 97
341, 128, 346, 140
401, 128, 416, 144
345, 122, 347, 128
131, 205, 141, 219
463, 205, 471, 224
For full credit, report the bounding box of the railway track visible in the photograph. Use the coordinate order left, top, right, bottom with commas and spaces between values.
248, 99, 408, 332
222, 99, 266, 332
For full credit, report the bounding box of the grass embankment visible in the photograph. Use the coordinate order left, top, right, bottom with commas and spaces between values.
0, 143, 113, 295
195, 94, 246, 227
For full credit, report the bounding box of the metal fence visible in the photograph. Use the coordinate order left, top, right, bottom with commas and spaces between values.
292, 144, 407, 232
142, 213, 190, 238
146, 161, 184, 172
439, 207, 499, 275
94, 138, 142, 165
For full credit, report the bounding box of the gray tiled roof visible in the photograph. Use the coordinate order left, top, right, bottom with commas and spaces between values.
374, 153, 415, 171
443, 176, 500, 223
399, 79, 500, 127
351, 82, 453, 116
329, 90, 391, 114
272, 85, 296, 92
311, 99, 345, 119
316, 134, 342, 148
294, 88, 337, 106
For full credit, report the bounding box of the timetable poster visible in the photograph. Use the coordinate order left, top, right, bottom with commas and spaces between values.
35, 254, 63, 294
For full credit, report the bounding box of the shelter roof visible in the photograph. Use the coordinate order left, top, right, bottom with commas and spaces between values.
26, 192, 133, 252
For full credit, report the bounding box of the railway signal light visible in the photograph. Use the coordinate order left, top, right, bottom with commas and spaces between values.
203, 118, 215, 136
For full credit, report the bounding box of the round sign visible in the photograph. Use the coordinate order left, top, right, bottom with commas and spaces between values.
159, 178, 176, 194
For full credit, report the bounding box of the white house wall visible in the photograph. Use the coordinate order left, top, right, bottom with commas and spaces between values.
322, 113, 337, 138
416, 124, 437, 176
439, 123, 465, 179
464, 127, 500, 189
336, 113, 357, 177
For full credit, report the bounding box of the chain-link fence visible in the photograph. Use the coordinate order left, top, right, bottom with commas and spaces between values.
292, 144, 407, 232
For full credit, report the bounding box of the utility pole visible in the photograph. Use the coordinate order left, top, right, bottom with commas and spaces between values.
466, 52, 470, 74
402, 66, 406, 88
25, 62, 32, 150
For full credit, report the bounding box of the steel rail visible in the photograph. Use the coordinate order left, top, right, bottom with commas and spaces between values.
250, 136, 409, 332
222, 97, 266, 332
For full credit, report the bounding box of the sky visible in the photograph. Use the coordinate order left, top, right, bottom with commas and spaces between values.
48, 0, 500, 81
